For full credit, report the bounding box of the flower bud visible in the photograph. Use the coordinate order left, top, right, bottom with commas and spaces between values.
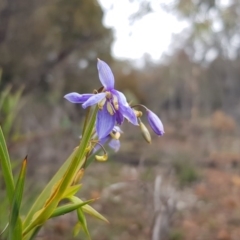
139, 121, 151, 143
95, 153, 108, 161
147, 110, 164, 136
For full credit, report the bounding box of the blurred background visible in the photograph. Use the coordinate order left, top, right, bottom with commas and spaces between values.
1, 0, 240, 239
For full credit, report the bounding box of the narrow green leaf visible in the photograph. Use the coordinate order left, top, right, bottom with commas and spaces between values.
23, 107, 98, 239
77, 208, 91, 240
22, 148, 78, 230
71, 196, 108, 223
82, 204, 109, 223
73, 222, 82, 237
8, 156, 27, 240
28, 226, 41, 240
3, 86, 24, 137
50, 199, 94, 219
0, 126, 14, 202
0, 85, 12, 111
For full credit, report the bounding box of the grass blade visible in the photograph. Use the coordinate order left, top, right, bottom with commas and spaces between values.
50, 199, 94, 219
8, 156, 27, 240
76, 208, 91, 240
0, 126, 14, 202
71, 196, 108, 223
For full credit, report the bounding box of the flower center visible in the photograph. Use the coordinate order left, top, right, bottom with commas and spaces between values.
98, 91, 119, 115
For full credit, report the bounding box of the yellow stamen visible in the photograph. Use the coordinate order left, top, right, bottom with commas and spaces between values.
107, 102, 114, 115
134, 110, 143, 117
106, 91, 112, 99
112, 95, 119, 110
110, 131, 121, 140
98, 98, 106, 109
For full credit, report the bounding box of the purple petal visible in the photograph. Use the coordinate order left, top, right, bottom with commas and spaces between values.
147, 110, 164, 136
109, 139, 120, 152
64, 92, 93, 103
97, 59, 115, 90
96, 105, 116, 139
113, 90, 128, 107
112, 90, 138, 125
82, 92, 106, 109
120, 104, 138, 125
115, 110, 124, 125
113, 126, 123, 134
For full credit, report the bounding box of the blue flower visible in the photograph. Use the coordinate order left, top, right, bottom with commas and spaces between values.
94, 126, 122, 153
64, 59, 138, 139
147, 110, 164, 136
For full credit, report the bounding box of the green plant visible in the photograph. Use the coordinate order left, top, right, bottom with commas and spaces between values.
173, 155, 199, 186
0, 59, 164, 239
169, 228, 184, 240
0, 69, 24, 142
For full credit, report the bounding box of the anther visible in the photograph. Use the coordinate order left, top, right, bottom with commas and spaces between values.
98, 98, 106, 109
106, 91, 112, 99
107, 102, 114, 115
110, 131, 121, 140
112, 95, 119, 110
134, 110, 143, 117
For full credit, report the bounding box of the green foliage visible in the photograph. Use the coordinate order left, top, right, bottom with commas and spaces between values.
169, 228, 184, 240
0, 71, 25, 236
21, 106, 108, 240
173, 155, 199, 186
0, 72, 24, 142
0, 104, 109, 239
0, 127, 14, 202
8, 157, 27, 240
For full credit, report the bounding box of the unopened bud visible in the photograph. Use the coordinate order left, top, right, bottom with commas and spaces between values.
95, 153, 108, 162
146, 109, 164, 136
139, 121, 151, 144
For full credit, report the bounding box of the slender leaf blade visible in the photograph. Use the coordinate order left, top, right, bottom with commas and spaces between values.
0, 126, 14, 202
77, 208, 91, 240
8, 156, 27, 240
50, 199, 94, 219
23, 107, 98, 238
71, 196, 108, 223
